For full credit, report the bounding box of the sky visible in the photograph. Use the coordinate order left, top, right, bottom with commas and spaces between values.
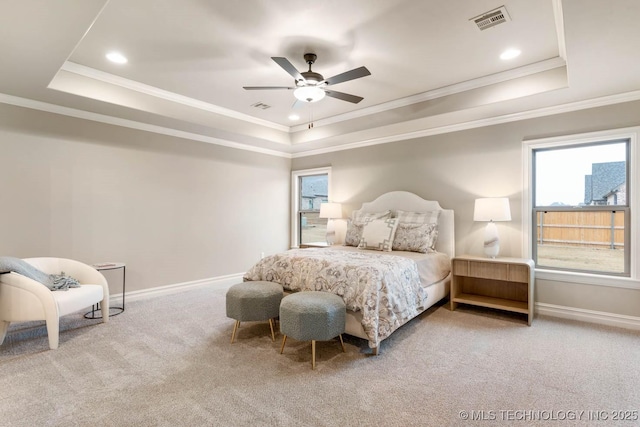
535, 142, 626, 206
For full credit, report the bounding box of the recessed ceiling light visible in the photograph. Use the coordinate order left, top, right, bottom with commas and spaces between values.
500, 48, 521, 60
106, 51, 128, 64
288, 114, 300, 121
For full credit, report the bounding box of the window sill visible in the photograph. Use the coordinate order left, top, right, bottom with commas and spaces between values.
536, 268, 640, 290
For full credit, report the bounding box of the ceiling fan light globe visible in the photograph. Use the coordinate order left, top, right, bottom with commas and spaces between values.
294, 86, 326, 103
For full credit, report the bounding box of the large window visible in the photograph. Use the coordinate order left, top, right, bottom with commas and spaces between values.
291, 167, 331, 248
533, 140, 629, 275
525, 128, 639, 287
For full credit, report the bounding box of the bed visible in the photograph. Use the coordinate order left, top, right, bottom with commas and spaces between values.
243, 191, 455, 354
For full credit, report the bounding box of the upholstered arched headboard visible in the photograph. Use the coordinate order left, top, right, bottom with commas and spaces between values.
350, 191, 455, 258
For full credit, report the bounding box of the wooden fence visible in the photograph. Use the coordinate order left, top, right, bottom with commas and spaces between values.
536, 210, 624, 249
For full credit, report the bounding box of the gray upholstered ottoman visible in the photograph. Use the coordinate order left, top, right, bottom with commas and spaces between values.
226, 281, 283, 343
279, 291, 346, 369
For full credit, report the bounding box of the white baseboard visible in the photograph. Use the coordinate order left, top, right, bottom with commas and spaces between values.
111, 280, 640, 331
108, 272, 244, 304
536, 302, 640, 330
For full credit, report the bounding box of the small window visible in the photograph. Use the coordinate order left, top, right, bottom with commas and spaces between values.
532, 140, 630, 276
291, 168, 331, 248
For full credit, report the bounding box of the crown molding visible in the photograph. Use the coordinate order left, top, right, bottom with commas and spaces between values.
3, 89, 640, 160
291, 90, 640, 158
0, 93, 292, 158
552, 0, 567, 61
59, 61, 291, 133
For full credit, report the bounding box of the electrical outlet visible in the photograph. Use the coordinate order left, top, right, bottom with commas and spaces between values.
260, 252, 264, 259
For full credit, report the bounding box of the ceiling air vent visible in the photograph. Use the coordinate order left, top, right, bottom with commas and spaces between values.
470, 6, 511, 31
251, 102, 271, 110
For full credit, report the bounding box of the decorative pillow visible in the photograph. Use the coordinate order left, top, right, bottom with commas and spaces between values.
359, 218, 399, 251
344, 220, 364, 247
395, 209, 439, 225
392, 223, 438, 253
345, 211, 392, 247
352, 210, 391, 223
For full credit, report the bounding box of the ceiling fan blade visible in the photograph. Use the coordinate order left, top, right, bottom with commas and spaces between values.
243, 86, 295, 90
271, 57, 305, 82
324, 90, 364, 104
323, 66, 371, 86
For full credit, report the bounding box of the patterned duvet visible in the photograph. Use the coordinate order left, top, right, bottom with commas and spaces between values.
243, 247, 441, 348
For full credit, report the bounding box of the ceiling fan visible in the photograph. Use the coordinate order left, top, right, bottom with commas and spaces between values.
243, 53, 371, 105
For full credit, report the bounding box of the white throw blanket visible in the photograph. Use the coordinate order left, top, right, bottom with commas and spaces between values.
0, 256, 80, 291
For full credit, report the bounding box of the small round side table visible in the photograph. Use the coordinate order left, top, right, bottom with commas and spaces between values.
84, 262, 126, 319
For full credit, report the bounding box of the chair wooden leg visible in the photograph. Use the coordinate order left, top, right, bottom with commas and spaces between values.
311, 340, 316, 370
338, 334, 346, 352
230, 320, 240, 343
373, 346, 379, 356
268, 319, 275, 341
280, 335, 287, 354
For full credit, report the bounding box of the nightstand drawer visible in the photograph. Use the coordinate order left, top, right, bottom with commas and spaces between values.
453, 259, 530, 283
452, 259, 469, 276
469, 261, 508, 281
508, 264, 530, 283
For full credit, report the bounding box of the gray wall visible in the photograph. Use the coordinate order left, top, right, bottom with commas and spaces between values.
3, 98, 640, 318
292, 100, 640, 317
0, 103, 291, 293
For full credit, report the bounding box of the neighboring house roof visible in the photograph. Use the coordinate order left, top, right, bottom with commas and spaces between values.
584, 161, 625, 204
603, 182, 626, 198
583, 175, 593, 205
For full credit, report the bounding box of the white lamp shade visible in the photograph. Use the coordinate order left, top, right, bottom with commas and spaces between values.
473, 198, 511, 222
319, 202, 342, 219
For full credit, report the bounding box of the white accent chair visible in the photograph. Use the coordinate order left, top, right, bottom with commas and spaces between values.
0, 257, 109, 349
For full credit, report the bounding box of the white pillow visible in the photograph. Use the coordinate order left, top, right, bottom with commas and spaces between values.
359, 218, 399, 252
395, 209, 439, 225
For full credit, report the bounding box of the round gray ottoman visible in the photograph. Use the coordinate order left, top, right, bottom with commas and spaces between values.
226, 281, 283, 343
279, 291, 346, 369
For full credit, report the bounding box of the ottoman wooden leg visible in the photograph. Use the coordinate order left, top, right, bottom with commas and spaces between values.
339, 334, 346, 352
269, 318, 276, 341
311, 340, 316, 370
231, 320, 240, 343
280, 335, 287, 354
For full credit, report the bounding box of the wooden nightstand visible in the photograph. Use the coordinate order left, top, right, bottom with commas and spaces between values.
450, 255, 535, 325
299, 242, 331, 248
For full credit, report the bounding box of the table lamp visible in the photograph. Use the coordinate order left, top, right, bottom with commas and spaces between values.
319, 202, 342, 245
473, 198, 511, 258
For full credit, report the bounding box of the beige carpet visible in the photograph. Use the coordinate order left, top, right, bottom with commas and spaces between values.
1, 284, 639, 427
